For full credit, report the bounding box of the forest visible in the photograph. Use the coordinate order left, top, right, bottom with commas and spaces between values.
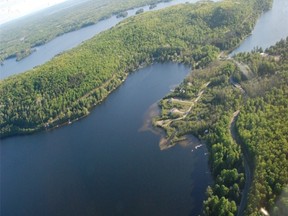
155, 34, 287, 216
0, 0, 267, 138
1, 0, 285, 215
235, 37, 288, 216
155, 60, 245, 215
0, 0, 171, 62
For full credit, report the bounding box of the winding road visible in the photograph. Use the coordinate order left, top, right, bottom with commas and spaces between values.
158, 58, 254, 213
229, 60, 253, 216
230, 110, 252, 216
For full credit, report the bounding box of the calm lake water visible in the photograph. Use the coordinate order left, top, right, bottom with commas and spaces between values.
0, 0, 212, 80
1, 0, 288, 215
0, 63, 212, 216
231, 0, 288, 55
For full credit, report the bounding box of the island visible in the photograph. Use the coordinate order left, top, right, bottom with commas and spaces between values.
1, 0, 287, 215
0, 0, 173, 62
0, 0, 268, 138
149, 4, 157, 9
136, 8, 145, 14
116, 11, 129, 18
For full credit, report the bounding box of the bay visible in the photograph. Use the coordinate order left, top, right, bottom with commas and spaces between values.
1, 0, 288, 215
0, 63, 212, 216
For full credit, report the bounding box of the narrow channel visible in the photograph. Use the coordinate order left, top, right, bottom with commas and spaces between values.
0, 0, 219, 80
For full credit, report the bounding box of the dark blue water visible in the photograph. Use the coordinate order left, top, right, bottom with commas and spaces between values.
0, 63, 212, 216
1, 0, 287, 215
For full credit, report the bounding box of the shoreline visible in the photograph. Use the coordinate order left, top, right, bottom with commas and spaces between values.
0, 0, 192, 65
0, 60, 188, 140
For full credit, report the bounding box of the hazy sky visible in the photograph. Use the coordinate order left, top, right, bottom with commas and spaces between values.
0, 0, 67, 25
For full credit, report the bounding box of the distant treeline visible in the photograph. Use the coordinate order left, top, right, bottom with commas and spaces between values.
0, 0, 266, 138
0, 0, 172, 62
1, 0, 285, 215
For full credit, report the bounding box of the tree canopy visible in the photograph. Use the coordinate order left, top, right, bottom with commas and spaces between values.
0, 0, 266, 138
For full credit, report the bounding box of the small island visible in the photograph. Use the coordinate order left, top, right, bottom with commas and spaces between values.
149, 4, 157, 10
1, 0, 287, 215
135, 8, 144, 14
116, 11, 128, 18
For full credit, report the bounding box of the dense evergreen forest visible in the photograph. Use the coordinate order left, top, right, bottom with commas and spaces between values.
235, 38, 288, 216
0, 0, 268, 138
155, 59, 246, 215
2, 0, 286, 215
0, 0, 171, 61
155, 32, 287, 216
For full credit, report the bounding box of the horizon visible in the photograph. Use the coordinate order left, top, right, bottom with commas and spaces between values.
0, 0, 68, 25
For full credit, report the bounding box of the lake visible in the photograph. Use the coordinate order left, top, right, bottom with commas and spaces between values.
0, 0, 215, 80
1, 0, 288, 215
0, 63, 212, 216
1, 0, 286, 79
231, 0, 288, 55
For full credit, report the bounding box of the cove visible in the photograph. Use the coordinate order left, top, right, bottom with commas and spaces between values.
1, 0, 288, 215
0, 63, 212, 216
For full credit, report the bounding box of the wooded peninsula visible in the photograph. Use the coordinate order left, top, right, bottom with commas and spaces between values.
0, 0, 270, 137
1, 0, 287, 215
155, 37, 288, 215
